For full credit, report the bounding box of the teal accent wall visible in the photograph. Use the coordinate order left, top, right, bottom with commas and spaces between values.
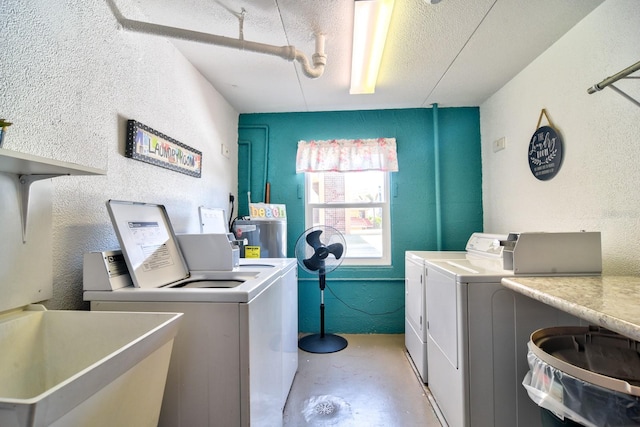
238, 108, 482, 333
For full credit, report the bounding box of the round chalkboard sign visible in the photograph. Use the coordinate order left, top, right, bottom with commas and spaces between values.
528, 125, 563, 181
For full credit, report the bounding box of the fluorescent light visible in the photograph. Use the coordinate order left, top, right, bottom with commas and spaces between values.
350, 0, 395, 95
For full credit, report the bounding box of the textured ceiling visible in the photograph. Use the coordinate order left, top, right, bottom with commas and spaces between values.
120, 0, 604, 113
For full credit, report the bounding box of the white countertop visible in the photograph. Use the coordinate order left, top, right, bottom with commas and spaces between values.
501, 275, 640, 341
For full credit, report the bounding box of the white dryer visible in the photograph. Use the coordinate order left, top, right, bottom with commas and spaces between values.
405, 250, 465, 383
404, 233, 503, 383
424, 232, 602, 427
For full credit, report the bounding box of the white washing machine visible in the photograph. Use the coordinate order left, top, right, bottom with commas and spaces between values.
83, 200, 298, 427
424, 232, 602, 427
404, 233, 503, 383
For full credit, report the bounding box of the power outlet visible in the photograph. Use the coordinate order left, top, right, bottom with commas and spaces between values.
492, 137, 506, 152
221, 144, 230, 158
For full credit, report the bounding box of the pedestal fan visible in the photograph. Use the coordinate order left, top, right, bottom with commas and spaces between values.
295, 225, 348, 353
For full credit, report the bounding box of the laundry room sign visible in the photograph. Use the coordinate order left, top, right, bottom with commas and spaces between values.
126, 120, 202, 177
528, 109, 563, 181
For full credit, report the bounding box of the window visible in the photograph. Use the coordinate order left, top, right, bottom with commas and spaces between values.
297, 137, 398, 266
305, 171, 391, 266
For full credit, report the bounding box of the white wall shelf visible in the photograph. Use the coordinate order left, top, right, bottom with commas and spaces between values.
0, 148, 106, 242
0, 147, 106, 175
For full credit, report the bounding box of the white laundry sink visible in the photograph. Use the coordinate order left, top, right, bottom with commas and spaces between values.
0, 305, 182, 427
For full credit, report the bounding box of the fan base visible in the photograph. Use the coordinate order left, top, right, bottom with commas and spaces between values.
298, 333, 348, 354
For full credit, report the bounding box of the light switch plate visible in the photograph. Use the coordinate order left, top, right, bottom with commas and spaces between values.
493, 137, 506, 152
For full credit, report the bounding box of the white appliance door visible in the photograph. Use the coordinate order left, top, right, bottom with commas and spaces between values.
426, 267, 458, 368
240, 280, 283, 426
405, 255, 425, 340
426, 266, 468, 427
281, 264, 298, 407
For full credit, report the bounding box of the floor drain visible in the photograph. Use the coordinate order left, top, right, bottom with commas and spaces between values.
302, 395, 352, 424
314, 400, 336, 415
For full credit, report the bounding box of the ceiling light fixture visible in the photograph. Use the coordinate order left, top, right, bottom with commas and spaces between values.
350, 0, 395, 95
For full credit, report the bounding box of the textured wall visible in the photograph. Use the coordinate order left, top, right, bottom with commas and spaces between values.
239, 108, 483, 333
1, 0, 238, 309
480, 0, 640, 274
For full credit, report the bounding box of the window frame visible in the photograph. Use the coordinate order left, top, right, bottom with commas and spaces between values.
304, 171, 392, 266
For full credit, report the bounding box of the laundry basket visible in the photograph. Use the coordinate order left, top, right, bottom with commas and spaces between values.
523, 326, 640, 427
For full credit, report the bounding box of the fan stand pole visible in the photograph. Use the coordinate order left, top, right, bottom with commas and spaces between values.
298, 273, 348, 354
320, 273, 325, 338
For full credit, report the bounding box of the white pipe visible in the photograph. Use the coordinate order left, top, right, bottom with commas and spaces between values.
298, 34, 327, 79
107, 0, 326, 79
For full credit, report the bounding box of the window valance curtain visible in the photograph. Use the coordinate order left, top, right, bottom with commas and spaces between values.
296, 138, 398, 173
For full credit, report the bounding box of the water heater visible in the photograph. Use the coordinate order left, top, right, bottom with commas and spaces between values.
232, 219, 287, 258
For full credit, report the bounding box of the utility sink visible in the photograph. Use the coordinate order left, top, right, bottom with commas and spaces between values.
0, 305, 182, 427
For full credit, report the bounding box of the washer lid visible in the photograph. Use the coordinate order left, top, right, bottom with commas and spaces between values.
106, 200, 190, 288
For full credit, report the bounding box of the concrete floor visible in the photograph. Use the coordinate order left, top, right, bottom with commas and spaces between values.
283, 334, 442, 427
